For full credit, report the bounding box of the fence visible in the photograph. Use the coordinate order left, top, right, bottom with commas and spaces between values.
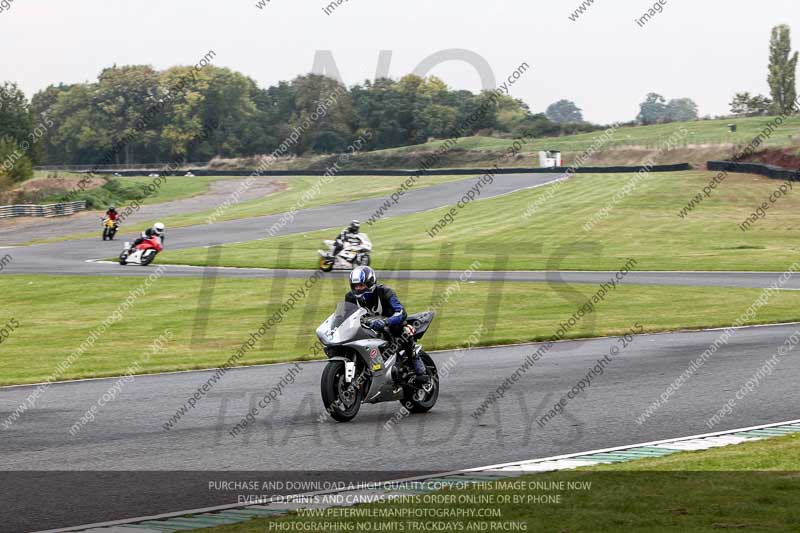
34, 162, 210, 172
707, 161, 800, 181
75, 163, 692, 178
0, 201, 87, 219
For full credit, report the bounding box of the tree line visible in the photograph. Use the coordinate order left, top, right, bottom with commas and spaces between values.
2, 23, 796, 187
0, 66, 598, 179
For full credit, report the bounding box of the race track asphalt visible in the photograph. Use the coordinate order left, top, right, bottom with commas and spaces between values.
1, 171, 797, 289
2, 172, 799, 530
0, 173, 560, 276
2, 323, 798, 530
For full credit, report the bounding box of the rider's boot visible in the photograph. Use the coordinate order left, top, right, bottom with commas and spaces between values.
411, 353, 430, 384
331, 240, 343, 260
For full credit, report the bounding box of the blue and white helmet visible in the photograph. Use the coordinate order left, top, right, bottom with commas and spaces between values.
349, 266, 377, 296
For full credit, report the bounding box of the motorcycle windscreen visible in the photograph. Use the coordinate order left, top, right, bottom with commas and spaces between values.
327, 301, 365, 344
331, 301, 359, 328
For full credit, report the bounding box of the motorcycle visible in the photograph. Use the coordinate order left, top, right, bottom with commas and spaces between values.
317, 301, 438, 422
101, 218, 119, 241
119, 235, 162, 266
318, 234, 372, 272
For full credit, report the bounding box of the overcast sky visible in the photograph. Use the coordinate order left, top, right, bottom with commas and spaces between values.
2, 0, 798, 124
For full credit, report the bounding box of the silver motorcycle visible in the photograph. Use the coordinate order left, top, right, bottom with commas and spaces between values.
316, 301, 439, 422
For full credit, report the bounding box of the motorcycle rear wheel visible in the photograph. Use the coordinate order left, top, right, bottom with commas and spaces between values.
321, 361, 363, 422
401, 351, 439, 413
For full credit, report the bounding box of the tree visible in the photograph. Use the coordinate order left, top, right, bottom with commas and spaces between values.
545, 100, 584, 124
251, 80, 295, 154
94, 65, 161, 164
289, 74, 354, 153
495, 96, 531, 132
42, 83, 108, 165
30, 83, 73, 164
417, 103, 458, 139
394, 74, 427, 144
511, 113, 561, 138
0, 82, 33, 147
664, 98, 699, 122
458, 91, 499, 134
351, 78, 409, 149
163, 66, 258, 160
768, 24, 799, 115
729, 92, 772, 116
636, 93, 668, 125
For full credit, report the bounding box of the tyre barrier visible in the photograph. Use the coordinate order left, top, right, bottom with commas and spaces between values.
0, 201, 87, 219
79, 163, 692, 178
707, 160, 800, 181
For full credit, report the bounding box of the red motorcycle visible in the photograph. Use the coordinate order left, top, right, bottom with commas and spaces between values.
119, 235, 163, 266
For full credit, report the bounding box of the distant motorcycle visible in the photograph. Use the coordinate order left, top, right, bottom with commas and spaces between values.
119, 235, 162, 266
317, 301, 438, 422
101, 218, 119, 241
318, 234, 372, 272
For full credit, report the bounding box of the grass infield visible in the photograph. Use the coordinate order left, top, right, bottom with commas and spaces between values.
161, 171, 800, 271
3, 274, 800, 385
371, 114, 800, 154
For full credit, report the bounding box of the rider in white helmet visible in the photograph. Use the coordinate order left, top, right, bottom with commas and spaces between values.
148, 222, 166, 241
330, 220, 362, 259
131, 222, 165, 250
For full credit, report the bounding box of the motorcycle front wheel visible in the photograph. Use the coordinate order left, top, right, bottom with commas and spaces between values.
140, 250, 157, 266
321, 361, 362, 422
319, 257, 334, 272
401, 351, 439, 413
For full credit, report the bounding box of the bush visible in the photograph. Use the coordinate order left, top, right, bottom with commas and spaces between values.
510, 114, 603, 139
0, 137, 33, 185
47, 178, 147, 209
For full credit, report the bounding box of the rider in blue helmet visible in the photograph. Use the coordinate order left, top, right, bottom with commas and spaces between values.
345, 265, 429, 383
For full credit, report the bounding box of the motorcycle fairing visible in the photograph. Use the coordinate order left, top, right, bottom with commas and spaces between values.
407, 311, 436, 339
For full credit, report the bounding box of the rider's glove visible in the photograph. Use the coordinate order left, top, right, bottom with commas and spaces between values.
369, 319, 387, 331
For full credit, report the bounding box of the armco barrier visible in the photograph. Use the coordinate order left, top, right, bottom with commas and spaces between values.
0, 201, 87, 219
81, 163, 692, 178
707, 160, 800, 181
34, 162, 209, 172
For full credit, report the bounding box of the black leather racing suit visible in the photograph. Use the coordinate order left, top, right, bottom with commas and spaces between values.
331, 228, 362, 259
345, 284, 413, 357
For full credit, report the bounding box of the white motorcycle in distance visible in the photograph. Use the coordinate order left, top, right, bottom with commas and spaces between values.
318, 234, 372, 272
